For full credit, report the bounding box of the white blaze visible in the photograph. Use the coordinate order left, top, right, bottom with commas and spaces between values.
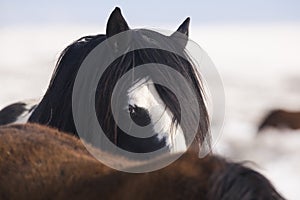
128, 78, 187, 153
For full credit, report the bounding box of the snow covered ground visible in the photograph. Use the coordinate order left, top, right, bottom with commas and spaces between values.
1, 24, 300, 199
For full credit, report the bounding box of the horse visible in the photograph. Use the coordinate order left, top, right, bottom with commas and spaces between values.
258, 109, 300, 132
0, 123, 285, 200
0, 99, 39, 126
0, 7, 210, 154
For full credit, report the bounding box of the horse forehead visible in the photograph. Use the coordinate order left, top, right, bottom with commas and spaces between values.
127, 78, 164, 108
140, 34, 161, 46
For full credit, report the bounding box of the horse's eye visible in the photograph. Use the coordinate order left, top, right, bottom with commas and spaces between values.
128, 105, 151, 127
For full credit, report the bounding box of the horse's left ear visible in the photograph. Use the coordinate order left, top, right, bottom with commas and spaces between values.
170, 17, 190, 49
106, 7, 130, 38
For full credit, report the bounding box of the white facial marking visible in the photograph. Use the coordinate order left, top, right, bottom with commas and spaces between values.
128, 78, 187, 153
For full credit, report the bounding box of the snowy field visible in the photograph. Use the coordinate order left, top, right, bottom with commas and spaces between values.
1, 24, 300, 199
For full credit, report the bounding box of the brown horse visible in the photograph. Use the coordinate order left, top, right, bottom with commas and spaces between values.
258, 109, 300, 132
0, 124, 284, 200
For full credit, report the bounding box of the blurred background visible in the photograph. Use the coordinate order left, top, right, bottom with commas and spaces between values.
1, 1, 300, 199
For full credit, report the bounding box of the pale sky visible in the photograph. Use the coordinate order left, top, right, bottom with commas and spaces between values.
1, 0, 300, 27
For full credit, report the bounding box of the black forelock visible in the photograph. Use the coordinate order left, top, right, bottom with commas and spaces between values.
94, 46, 210, 151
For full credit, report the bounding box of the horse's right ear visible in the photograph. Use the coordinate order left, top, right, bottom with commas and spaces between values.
106, 7, 130, 38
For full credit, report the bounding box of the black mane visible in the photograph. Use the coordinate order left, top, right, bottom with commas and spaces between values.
29, 35, 106, 135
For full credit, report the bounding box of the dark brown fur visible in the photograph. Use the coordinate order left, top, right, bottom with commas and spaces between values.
258, 109, 300, 131
0, 124, 284, 200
